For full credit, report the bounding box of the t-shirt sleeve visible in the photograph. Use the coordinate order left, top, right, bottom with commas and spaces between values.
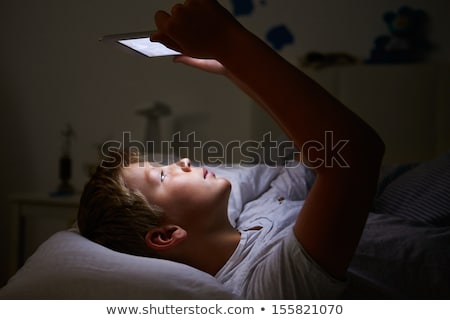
269, 164, 316, 201
244, 229, 347, 299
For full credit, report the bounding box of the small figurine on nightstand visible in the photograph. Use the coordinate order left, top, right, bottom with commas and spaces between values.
54, 124, 75, 196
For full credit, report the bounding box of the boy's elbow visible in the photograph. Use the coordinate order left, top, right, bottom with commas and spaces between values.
341, 129, 385, 177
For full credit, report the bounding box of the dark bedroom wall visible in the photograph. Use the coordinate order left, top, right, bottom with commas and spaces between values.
0, 0, 449, 286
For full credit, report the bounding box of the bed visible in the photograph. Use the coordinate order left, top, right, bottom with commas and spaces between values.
1, 150, 449, 299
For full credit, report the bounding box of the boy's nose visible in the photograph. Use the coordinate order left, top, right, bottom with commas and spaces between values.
177, 158, 191, 172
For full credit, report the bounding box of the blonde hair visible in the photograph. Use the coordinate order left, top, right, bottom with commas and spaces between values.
77, 150, 164, 257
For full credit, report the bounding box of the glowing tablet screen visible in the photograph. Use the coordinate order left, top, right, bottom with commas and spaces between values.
118, 38, 181, 57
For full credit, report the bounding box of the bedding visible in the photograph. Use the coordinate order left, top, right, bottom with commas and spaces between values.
345, 151, 450, 298
1, 153, 449, 299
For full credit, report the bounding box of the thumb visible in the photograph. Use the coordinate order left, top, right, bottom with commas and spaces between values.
172, 56, 225, 75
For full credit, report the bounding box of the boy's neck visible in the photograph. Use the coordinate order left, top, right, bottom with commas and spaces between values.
177, 227, 241, 276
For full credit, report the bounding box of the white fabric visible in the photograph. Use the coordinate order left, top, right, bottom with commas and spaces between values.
215, 164, 347, 299
0, 229, 235, 299
206, 164, 283, 226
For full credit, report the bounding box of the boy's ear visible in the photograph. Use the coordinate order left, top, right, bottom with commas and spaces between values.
144, 225, 187, 251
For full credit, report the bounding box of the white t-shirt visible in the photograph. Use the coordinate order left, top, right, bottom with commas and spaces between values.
215, 166, 347, 299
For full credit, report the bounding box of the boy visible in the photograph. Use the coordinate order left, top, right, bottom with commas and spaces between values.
77, 0, 384, 299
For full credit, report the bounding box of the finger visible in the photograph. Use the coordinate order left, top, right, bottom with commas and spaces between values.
173, 56, 223, 74
154, 10, 171, 32
151, 34, 183, 53
152, 10, 183, 52
171, 3, 185, 16
149, 31, 163, 42
173, 56, 208, 66
173, 55, 195, 64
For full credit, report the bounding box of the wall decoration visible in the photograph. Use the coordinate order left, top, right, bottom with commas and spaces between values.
229, 0, 295, 51
367, 6, 432, 64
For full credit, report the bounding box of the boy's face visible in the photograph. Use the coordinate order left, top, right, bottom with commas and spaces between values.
122, 159, 231, 228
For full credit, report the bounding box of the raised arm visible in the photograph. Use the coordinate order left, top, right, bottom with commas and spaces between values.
152, 0, 385, 279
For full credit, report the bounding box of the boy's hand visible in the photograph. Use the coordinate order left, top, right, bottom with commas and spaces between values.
173, 56, 226, 75
150, 0, 240, 59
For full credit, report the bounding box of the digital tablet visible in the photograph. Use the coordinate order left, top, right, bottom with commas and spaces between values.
99, 31, 181, 58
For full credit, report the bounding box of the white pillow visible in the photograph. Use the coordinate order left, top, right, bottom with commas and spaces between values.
0, 229, 235, 299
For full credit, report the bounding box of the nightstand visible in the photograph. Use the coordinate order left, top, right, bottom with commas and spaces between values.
8, 193, 80, 275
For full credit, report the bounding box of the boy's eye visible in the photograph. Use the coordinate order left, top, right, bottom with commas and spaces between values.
160, 170, 166, 182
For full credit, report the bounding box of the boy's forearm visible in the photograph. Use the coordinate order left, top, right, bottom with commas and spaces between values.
216, 26, 384, 173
